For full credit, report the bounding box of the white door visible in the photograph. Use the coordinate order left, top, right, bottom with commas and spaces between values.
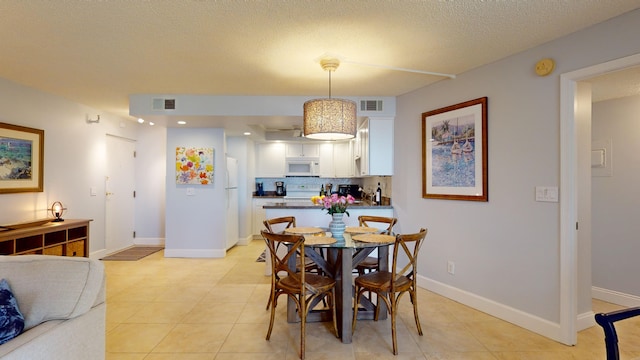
105, 135, 136, 253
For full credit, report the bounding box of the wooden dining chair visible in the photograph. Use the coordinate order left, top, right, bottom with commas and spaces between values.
355, 216, 398, 276
261, 230, 338, 360
352, 228, 428, 355
263, 216, 319, 310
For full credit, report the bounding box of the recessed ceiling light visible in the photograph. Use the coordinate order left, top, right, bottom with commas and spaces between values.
177, 121, 186, 125
137, 118, 145, 124
243, 132, 251, 136
149, 122, 155, 126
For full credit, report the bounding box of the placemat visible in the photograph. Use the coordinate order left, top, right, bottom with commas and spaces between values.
345, 226, 378, 234
284, 227, 325, 235
303, 236, 337, 245
352, 234, 395, 243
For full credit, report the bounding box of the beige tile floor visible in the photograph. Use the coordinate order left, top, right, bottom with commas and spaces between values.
104, 239, 640, 359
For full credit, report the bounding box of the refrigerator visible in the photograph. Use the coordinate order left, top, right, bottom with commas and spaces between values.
225, 157, 239, 250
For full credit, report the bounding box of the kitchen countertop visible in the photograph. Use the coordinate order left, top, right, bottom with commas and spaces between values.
263, 200, 392, 209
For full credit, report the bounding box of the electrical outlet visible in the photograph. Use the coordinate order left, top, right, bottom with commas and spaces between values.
447, 261, 455, 275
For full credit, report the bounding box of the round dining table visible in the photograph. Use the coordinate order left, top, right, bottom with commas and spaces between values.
282, 227, 395, 344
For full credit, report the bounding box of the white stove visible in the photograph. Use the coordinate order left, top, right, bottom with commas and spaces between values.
284, 184, 321, 201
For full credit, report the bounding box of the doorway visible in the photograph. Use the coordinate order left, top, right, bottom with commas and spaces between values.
560, 53, 640, 345
105, 134, 136, 254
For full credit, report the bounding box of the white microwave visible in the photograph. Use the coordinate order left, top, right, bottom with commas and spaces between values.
285, 159, 319, 176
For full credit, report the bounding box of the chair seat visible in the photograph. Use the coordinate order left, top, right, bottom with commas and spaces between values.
356, 256, 378, 269
354, 271, 411, 293
279, 273, 336, 293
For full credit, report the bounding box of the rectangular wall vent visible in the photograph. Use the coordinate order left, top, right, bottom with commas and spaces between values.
152, 98, 176, 110
360, 100, 383, 111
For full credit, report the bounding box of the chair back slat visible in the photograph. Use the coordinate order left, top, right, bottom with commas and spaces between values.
261, 230, 305, 283
264, 216, 296, 233
358, 216, 397, 234
391, 228, 427, 291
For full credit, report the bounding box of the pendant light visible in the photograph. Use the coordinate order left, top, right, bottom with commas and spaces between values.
303, 59, 357, 140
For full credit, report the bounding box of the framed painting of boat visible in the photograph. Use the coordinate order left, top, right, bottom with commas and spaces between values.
0, 122, 44, 194
422, 97, 488, 201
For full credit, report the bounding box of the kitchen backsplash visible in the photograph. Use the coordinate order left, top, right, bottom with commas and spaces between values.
255, 176, 392, 199
360, 176, 392, 199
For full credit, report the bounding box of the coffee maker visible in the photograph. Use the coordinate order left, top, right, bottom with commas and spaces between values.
255, 182, 264, 196
275, 181, 285, 196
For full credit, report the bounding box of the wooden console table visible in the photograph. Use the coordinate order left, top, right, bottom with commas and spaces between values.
0, 219, 91, 257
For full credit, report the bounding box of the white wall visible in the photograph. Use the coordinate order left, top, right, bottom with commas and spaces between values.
164, 127, 227, 257
134, 124, 167, 244
0, 77, 138, 256
395, 8, 640, 339
592, 94, 640, 298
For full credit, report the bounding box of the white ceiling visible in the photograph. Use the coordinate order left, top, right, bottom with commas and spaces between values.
1, 1, 639, 135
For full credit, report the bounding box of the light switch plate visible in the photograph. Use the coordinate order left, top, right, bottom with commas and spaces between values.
535, 186, 558, 202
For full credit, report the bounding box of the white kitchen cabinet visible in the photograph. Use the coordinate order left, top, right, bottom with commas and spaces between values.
333, 141, 354, 178
318, 143, 334, 177
286, 143, 320, 158
256, 142, 286, 177
355, 117, 393, 176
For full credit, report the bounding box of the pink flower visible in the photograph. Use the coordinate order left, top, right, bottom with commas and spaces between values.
311, 193, 354, 216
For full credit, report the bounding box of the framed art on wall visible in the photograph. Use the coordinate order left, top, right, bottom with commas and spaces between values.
0, 122, 44, 194
176, 146, 214, 185
422, 97, 488, 201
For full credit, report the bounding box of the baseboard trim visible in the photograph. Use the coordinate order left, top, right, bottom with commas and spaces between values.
592, 286, 640, 307
238, 235, 253, 246
134, 237, 165, 246
577, 310, 596, 331
164, 248, 225, 258
90, 249, 110, 260
418, 275, 563, 343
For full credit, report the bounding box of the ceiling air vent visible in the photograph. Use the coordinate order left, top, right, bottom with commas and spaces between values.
360, 100, 383, 111
152, 98, 176, 110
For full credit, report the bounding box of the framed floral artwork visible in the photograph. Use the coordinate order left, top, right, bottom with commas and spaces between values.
422, 97, 488, 201
176, 147, 214, 185
0, 122, 44, 194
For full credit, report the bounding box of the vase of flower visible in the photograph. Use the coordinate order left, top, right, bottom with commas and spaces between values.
311, 193, 355, 242
328, 212, 346, 240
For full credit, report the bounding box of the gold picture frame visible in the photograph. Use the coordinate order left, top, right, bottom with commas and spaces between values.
0, 122, 44, 193
422, 97, 488, 201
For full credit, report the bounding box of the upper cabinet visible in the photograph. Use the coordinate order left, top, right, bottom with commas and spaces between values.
255, 120, 392, 178
318, 143, 334, 177
256, 142, 285, 177
285, 143, 319, 158
333, 141, 354, 178
355, 117, 394, 176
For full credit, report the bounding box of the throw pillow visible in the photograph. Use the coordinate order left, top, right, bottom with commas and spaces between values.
0, 279, 25, 345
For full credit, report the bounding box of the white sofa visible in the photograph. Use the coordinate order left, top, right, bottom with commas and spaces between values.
0, 255, 106, 360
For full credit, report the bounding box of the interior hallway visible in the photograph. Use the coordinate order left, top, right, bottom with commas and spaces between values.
103, 239, 640, 359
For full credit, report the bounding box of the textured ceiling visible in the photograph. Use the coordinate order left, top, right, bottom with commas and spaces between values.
1, 1, 639, 131
589, 65, 640, 102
